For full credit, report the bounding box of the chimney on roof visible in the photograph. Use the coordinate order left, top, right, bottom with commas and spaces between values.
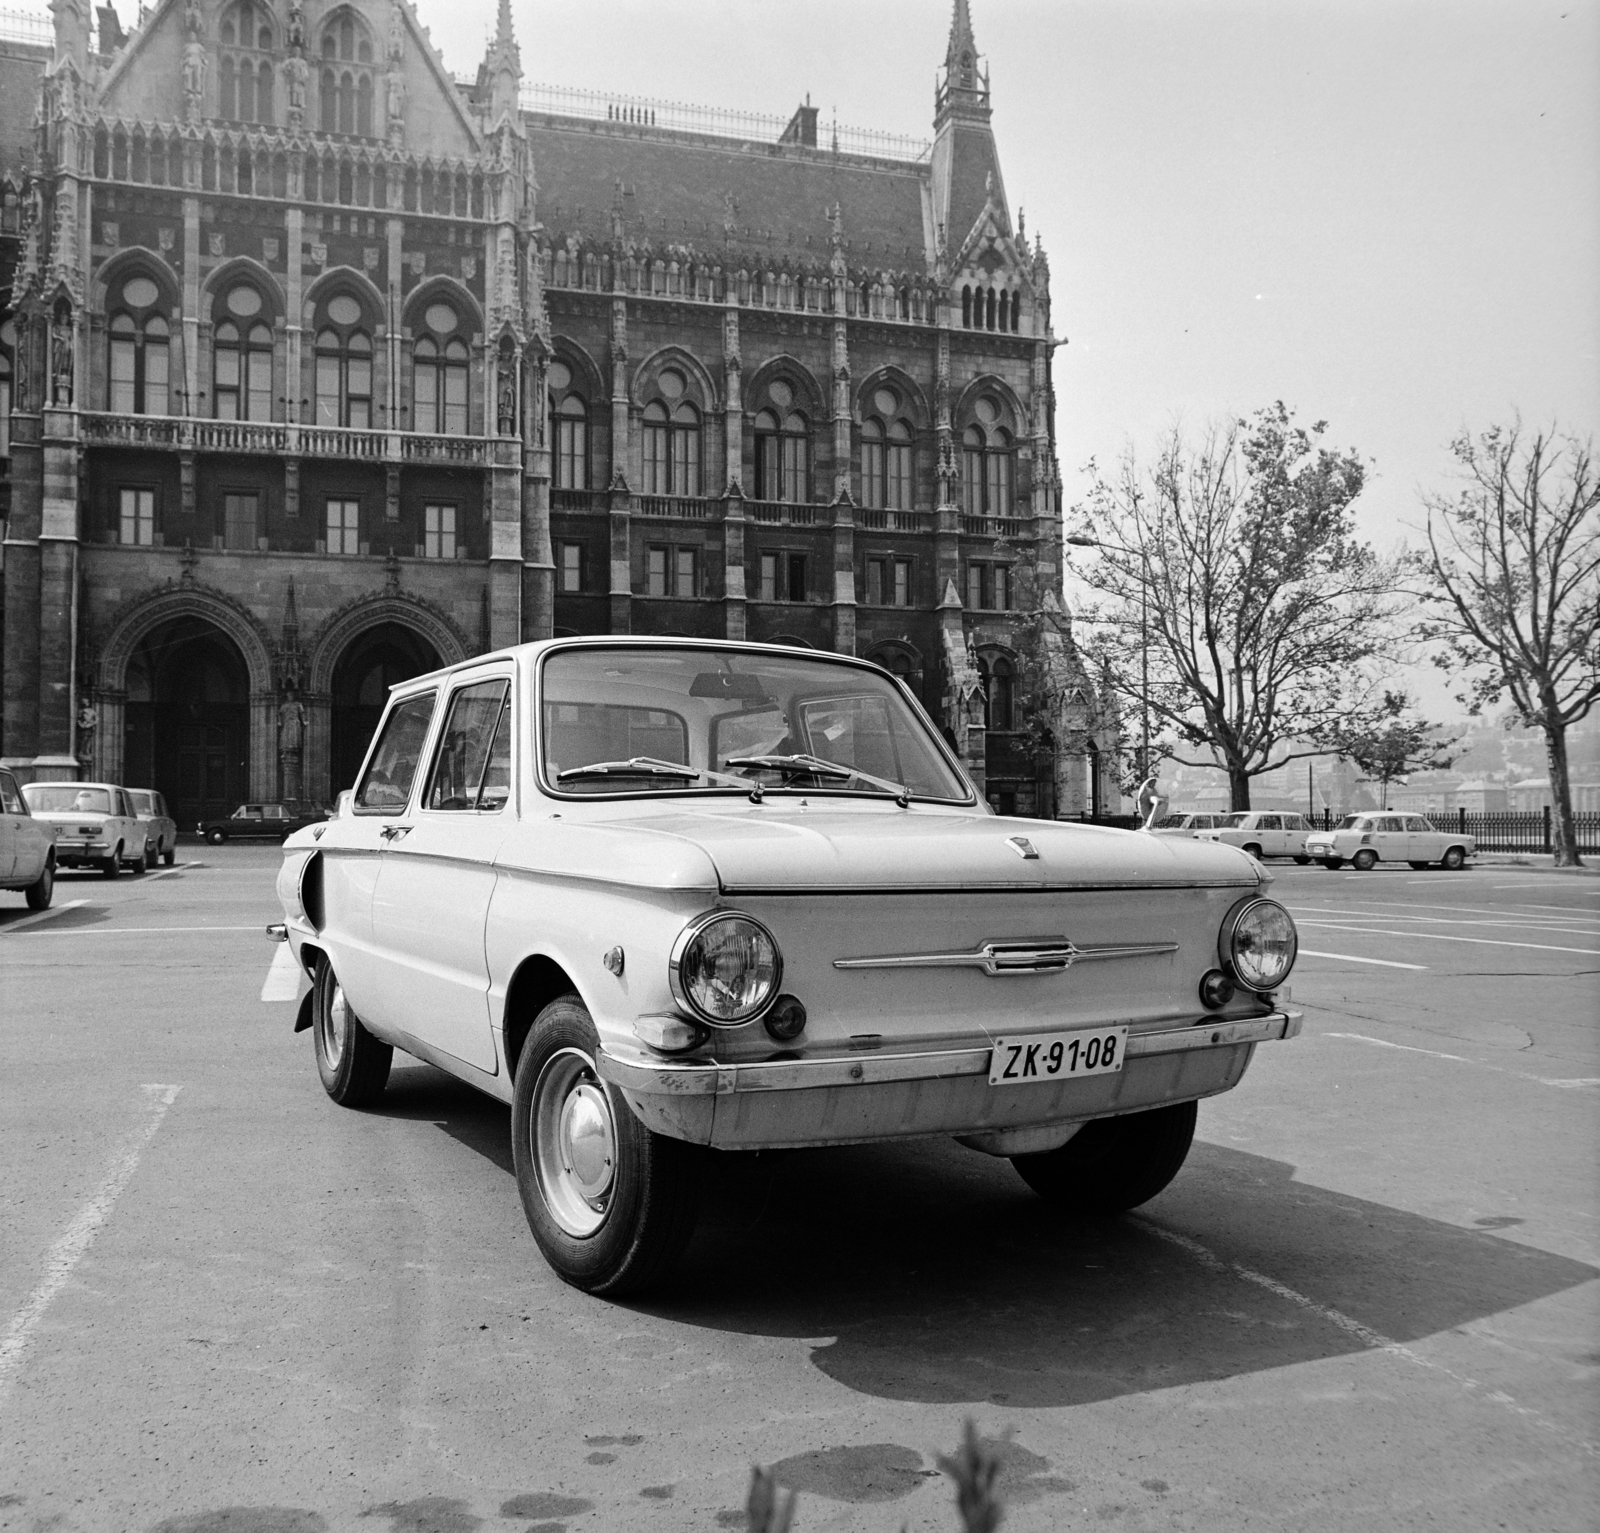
779, 95, 818, 149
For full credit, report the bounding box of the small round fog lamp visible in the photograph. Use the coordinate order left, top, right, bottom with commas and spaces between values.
1199, 969, 1235, 1009
764, 994, 808, 1042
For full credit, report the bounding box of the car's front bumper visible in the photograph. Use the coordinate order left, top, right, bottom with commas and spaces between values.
598, 1009, 1303, 1150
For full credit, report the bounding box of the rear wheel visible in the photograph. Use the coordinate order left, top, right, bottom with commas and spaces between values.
1442, 846, 1466, 871
1294, 854, 1311, 865
205, 828, 227, 846
1352, 849, 1378, 871
162, 844, 176, 867
1243, 843, 1264, 860
101, 845, 121, 879
512, 994, 702, 1296
311, 955, 392, 1107
24, 859, 54, 911
1011, 1100, 1198, 1215
1322, 857, 1344, 870
1409, 861, 1430, 870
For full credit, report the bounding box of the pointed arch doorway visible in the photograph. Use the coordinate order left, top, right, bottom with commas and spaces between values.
328, 623, 442, 794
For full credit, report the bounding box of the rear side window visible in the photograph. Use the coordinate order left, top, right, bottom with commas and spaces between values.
425, 680, 511, 812
0, 771, 24, 814
355, 692, 437, 813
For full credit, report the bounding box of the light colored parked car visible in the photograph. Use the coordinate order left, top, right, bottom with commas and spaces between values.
1306, 812, 1475, 871
273, 638, 1303, 1295
0, 768, 57, 909
128, 789, 178, 866
20, 781, 150, 877
1197, 811, 1314, 862
1152, 812, 1230, 838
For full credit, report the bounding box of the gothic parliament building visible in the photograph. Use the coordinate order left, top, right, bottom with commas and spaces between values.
0, 0, 1118, 827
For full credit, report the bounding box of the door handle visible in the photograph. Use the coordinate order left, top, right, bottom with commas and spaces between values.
379, 823, 412, 841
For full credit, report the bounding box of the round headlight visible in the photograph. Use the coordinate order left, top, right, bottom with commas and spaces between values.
1220, 897, 1298, 992
669, 911, 783, 1027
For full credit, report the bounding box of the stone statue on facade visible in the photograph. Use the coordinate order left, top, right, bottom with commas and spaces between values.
182, 39, 206, 123
385, 69, 405, 145
287, 0, 306, 53
285, 52, 309, 128
75, 703, 97, 762
388, 1, 405, 64
50, 307, 73, 405
278, 693, 306, 754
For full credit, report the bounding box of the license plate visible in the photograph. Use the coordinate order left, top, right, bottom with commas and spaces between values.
988, 1028, 1128, 1086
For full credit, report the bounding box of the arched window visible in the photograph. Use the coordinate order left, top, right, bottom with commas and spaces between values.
214, 320, 272, 420
962, 426, 986, 517
219, 0, 275, 126
1011, 291, 1022, 332
410, 302, 469, 434
314, 295, 372, 427
985, 288, 997, 330
988, 656, 1015, 731
554, 395, 588, 490
861, 416, 914, 510
986, 427, 1014, 513
754, 401, 808, 503
962, 401, 1017, 518
320, 10, 375, 137
962, 285, 973, 328
642, 399, 701, 496
107, 275, 169, 415
862, 418, 884, 507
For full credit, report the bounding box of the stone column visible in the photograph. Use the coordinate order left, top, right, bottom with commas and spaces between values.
607, 296, 632, 633
829, 315, 855, 655
249, 690, 277, 801
35, 405, 81, 773
521, 348, 555, 641
1, 391, 43, 774
305, 691, 333, 803
94, 689, 126, 785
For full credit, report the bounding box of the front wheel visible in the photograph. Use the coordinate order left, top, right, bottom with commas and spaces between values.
1243, 843, 1264, 860
205, 828, 227, 846
512, 995, 702, 1296
162, 845, 176, 867
1442, 846, 1466, 871
143, 842, 158, 872
311, 955, 392, 1107
1352, 849, 1378, 871
101, 846, 121, 879
1012, 1100, 1198, 1215
24, 859, 54, 911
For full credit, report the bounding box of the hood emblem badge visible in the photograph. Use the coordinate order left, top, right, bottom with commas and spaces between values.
834, 937, 1179, 976
1006, 835, 1040, 860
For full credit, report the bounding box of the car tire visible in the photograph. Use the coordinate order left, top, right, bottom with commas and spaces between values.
1322, 857, 1344, 870
24, 859, 54, 911
311, 955, 392, 1108
512, 994, 703, 1297
1442, 846, 1466, 871
101, 846, 121, 879
1011, 1100, 1198, 1216
1294, 855, 1311, 865
1352, 849, 1378, 871
205, 828, 227, 846
142, 842, 157, 872
1408, 861, 1430, 870
1243, 843, 1264, 860
162, 845, 176, 867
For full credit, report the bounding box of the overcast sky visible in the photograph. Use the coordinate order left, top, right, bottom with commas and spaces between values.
77, 0, 1600, 714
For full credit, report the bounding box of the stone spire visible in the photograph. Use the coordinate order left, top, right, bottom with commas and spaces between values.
938, 0, 988, 119
484, 0, 521, 124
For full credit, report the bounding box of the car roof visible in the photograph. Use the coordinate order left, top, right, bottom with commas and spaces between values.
25, 780, 122, 793
382, 635, 888, 700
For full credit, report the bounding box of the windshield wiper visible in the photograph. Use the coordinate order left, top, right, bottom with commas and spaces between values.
557, 757, 700, 782
723, 753, 911, 807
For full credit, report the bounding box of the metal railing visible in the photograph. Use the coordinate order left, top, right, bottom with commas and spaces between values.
79, 414, 493, 466
0, 7, 51, 46
1305, 806, 1599, 854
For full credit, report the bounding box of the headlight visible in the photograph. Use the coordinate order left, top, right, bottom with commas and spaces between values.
1219, 897, 1298, 992
668, 911, 783, 1026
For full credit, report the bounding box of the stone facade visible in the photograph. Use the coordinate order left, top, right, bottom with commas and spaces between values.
0, 0, 1118, 826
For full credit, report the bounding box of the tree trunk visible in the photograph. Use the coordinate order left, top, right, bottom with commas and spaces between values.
1228, 762, 1251, 812
1544, 717, 1582, 867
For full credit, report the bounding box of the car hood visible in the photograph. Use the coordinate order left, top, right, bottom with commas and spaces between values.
503, 802, 1264, 893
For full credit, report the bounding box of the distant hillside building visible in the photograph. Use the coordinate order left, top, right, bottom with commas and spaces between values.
0, 0, 1116, 824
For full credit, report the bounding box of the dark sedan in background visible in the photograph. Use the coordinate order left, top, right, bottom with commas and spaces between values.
199, 802, 329, 844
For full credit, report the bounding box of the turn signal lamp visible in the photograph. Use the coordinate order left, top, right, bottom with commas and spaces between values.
764, 994, 808, 1042
1198, 969, 1235, 1009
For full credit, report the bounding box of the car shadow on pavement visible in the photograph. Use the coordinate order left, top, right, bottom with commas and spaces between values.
366, 1067, 1598, 1411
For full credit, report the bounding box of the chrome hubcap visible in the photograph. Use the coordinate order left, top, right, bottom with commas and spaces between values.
320, 980, 348, 1070
531, 1049, 616, 1237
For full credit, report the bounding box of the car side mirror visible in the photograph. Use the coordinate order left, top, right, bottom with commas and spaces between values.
335, 790, 354, 818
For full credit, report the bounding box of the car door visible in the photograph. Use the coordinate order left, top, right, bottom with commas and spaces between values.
1406, 815, 1439, 861
1282, 813, 1310, 856
0, 768, 23, 879
1252, 814, 1280, 856
1371, 814, 1407, 862
316, 688, 440, 1018
365, 671, 515, 1075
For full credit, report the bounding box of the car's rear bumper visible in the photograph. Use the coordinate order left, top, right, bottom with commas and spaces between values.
598, 1010, 1302, 1150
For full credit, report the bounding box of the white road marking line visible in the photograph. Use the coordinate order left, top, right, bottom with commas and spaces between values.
1135, 1218, 1596, 1458
1295, 920, 1600, 956
10, 924, 265, 938
0, 1084, 182, 1410
1494, 881, 1569, 889
1316, 898, 1596, 920
259, 943, 304, 1002
1291, 902, 1597, 933
1517, 902, 1600, 915
1323, 1032, 1600, 1091
0, 899, 88, 934
1299, 949, 1428, 970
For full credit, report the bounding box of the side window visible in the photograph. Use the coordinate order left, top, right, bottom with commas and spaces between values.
354, 692, 437, 813
1256, 815, 1280, 830
1407, 816, 1431, 832
0, 771, 24, 814
425, 680, 512, 812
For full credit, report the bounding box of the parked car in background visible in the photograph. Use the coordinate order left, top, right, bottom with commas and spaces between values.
1151, 812, 1230, 838
200, 802, 328, 844
20, 781, 149, 876
128, 789, 178, 866
0, 768, 56, 909
1197, 811, 1315, 862
1306, 813, 1475, 871
274, 636, 1303, 1296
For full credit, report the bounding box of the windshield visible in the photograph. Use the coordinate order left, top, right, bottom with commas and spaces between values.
541, 645, 970, 801
24, 785, 113, 814
1336, 815, 1368, 830
1155, 814, 1191, 828
1223, 812, 1250, 827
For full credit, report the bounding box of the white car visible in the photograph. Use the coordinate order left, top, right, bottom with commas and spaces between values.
1197, 811, 1315, 862
1, 767, 57, 909
1306, 813, 1475, 871
20, 781, 150, 877
128, 789, 178, 867
1151, 812, 1231, 838
273, 638, 1303, 1296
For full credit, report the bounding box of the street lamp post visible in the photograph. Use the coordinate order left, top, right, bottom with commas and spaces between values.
1065, 532, 1149, 782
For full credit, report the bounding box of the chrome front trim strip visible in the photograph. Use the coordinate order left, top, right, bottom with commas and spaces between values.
597, 1010, 1302, 1097
832, 937, 1179, 976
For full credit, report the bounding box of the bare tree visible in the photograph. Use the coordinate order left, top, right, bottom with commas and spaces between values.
1421, 423, 1600, 866
1069, 403, 1405, 810
1333, 690, 1459, 809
